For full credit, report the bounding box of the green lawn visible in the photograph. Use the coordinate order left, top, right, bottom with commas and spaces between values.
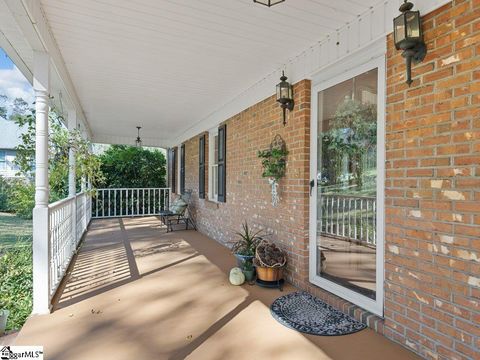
0, 212, 32, 250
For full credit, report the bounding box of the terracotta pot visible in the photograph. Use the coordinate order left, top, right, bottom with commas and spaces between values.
256, 266, 283, 282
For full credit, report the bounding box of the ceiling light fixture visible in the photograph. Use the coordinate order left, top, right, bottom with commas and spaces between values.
135, 126, 142, 147
253, 0, 285, 7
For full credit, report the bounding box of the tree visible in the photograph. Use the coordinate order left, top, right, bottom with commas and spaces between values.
12, 101, 103, 207
0, 95, 7, 119
11, 97, 30, 117
322, 98, 377, 189
98, 145, 166, 188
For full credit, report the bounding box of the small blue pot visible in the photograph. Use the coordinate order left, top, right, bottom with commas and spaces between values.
234, 253, 254, 268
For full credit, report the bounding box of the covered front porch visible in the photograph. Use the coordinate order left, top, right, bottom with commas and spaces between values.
2, 0, 479, 358
16, 216, 417, 360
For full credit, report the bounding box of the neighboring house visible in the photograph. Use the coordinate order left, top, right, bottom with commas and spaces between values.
0, 116, 25, 178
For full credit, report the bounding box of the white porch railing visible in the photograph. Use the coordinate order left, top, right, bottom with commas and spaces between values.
45, 188, 168, 305
319, 194, 376, 246
92, 188, 170, 218
48, 191, 91, 297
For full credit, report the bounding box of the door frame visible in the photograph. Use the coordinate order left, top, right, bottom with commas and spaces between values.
308, 50, 386, 317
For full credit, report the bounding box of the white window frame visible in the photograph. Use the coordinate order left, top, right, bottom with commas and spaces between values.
207, 128, 219, 202
309, 48, 386, 317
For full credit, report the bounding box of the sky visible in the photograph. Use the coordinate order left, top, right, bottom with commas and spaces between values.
0, 47, 35, 111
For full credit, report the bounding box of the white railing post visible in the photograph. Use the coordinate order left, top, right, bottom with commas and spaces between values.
32, 51, 51, 315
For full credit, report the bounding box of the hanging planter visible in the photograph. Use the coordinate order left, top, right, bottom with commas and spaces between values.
258, 135, 288, 207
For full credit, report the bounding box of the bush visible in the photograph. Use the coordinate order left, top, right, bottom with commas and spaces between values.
0, 177, 12, 212
0, 178, 35, 217
9, 181, 35, 220
1, 178, 73, 219
99, 145, 166, 188
0, 242, 33, 331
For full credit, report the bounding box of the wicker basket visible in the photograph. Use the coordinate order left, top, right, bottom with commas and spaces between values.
254, 240, 286, 282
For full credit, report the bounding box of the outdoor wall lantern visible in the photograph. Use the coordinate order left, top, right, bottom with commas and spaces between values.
253, 0, 285, 7
276, 71, 294, 126
393, 0, 427, 86
135, 126, 142, 147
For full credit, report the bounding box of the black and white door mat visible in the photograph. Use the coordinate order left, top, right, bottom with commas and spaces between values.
270, 291, 367, 336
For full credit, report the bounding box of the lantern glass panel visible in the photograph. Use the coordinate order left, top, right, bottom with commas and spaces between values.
406, 12, 420, 38
276, 84, 281, 101
280, 85, 290, 100
394, 14, 406, 46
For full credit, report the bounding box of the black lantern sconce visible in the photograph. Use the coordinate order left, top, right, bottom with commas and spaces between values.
253, 0, 285, 7
135, 126, 142, 147
393, 0, 427, 86
276, 71, 294, 126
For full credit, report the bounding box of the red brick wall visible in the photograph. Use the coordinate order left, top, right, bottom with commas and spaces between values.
177, 79, 386, 333
385, 1, 480, 359
180, 80, 311, 288
171, 1, 480, 358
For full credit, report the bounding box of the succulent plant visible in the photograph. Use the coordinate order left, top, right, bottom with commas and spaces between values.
230, 221, 264, 256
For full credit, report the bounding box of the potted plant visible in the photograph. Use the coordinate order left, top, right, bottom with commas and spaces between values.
242, 259, 255, 282
0, 309, 9, 335
230, 222, 263, 267
253, 240, 286, 282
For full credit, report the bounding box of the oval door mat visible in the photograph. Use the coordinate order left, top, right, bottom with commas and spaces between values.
271, 291, 367, 336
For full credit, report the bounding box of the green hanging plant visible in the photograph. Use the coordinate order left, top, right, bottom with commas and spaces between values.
257, 135, 288, 182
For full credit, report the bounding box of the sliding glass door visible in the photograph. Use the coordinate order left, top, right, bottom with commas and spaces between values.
309, 56, 385, 315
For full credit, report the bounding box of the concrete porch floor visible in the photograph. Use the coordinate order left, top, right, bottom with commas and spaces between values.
15, 217, 419, 360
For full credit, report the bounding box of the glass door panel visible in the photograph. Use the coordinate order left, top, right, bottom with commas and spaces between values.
316, 69, 378, 300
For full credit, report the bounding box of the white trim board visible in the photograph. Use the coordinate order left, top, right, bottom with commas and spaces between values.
173, 0, 451, 147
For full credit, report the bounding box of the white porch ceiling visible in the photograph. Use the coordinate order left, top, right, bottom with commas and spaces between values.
39, 0, 381, 146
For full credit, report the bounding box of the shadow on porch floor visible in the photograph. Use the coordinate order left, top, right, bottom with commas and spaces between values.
15, 217, 419, 360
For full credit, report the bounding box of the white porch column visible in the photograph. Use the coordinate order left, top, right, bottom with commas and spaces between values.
67, 109, 78, 248
78, 123, 88, 193
32, 51, 51, 314
67, 109, 77, 197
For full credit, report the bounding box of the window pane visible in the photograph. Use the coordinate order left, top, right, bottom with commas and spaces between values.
213, 165, 218, 197
394, 15, 405, 43
214, 135, 219, 165
0, 151, 5, 170
406, 13, 420, 38
316, 68, 378, 300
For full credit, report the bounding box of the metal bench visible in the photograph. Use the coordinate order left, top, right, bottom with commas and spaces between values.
160, 195, 195, 232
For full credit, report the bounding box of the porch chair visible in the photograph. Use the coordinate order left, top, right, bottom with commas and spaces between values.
160, 194, 195, 232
